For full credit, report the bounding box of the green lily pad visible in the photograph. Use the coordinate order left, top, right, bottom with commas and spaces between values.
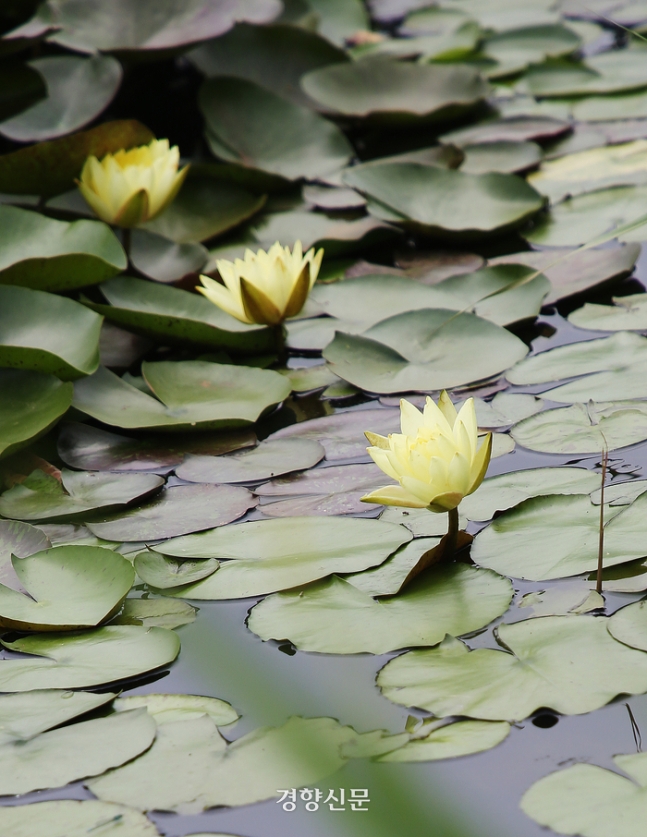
0, 708, 156, 796
279, 363, 341, 392
471, 492, 647, 581
0, 55, 122, 142
87, 277, 273, 355
157, 516, 410, 600
511, 401, 647, 454
323, 309, 528, 394
569, 293, 647, 331
268, 407, 400, 460
609, 600, 647, 652
141, 175, 266, 244
130, 230, 207, 283
461, 466, 601, 522
0, 689, 116, 745
72, 362, 291, 431
0, 545, 134, 631
459, 141, 542, 175
0, 285, 101, 380
0, 370, 73, 459
411, 0, 559, 30
0, 520, 50, 589
572, 88, 647, 121
344, 164, 544, 237
0, 205, 125, 291
441, 115, 570, 146
0, 624, 180, 691
0, 60, 46, 122
527, 52, 647, 98
189, 22, 348, 107
200, 77, 352, 180
255, 463, 386, 516
87, 484, 256, 541
88, 714, 354, 811
357, 26, 479, 63
301, 58, 489, 123
111, 598, 197, 629
177, 438, 324, 484
378, 615, 647, 721
114, 692, 238, 726
344, 538, 441, 597
484, 24, 581, 77
0, 800, 161, 837
521, 752, 647, 837
37, 0, 280, 53
306, 0, 369, 44
379, 719, 511, 763
248, 564, 513, 654
518, 583, 603, 617
134, 553, 219, 589
0, 468, 163, 521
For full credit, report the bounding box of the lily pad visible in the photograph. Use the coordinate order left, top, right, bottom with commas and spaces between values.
268, 407, 400, 461
88, 715, 354, 812
484, 24, 581, 77
255, 463, 386, 516
459, 141, 542, 175
114, 692, 238, 726
609, 600, 647, 652
0, 799, 162, 837
0, 55, 122, 142
0, 520, 50, 589
0, 624, 180, 692
72, 362, 291, 431
0, 545, 134, 631
301, 58, 489, 123
200, 77, 353, 180
248, 564, 513, 654
323, 309, 528, 394
527, 52, 647, 98
0, 689, 115, 745
87, 484, 256, 542
0, 205, 125, 291
130, 230, 207, 283
134, 553, 219, 590
441, 115, 570, 146
344, 538, 441, 597
189, 22, 348, 107
521, 752, 647, 837
0, 370, 73, 459
0, 468, 163, 521
461, 467, 601, 521
569, 293, 647, 331
518, 583, 603, 617
0, 119, 153, 198
0, 708, 156, 796
176, 438, 324, 484
511, 401, 647, 454
111, 598, 197, 629
471, 492, 647, 581
378, 615, 647, 721
87, 277, 273, 355
379, 719, 510, 763
347, 163, 543, 237
153, 516, 411, 599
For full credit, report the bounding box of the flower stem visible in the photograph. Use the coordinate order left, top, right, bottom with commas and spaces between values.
446, 507, 459, 559
273, 323, 287, 365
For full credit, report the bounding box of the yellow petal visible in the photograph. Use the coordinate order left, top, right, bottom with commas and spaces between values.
400, 398, 424, 436
368, 446, 401, 482
438, 390, 458, 426
240, 277, 283, 325
365, 431, 389, 449
361, 485, 429, 508
467, 433, 492, 495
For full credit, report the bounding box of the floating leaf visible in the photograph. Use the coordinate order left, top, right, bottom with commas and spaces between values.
130, 230, 207, 283
0, 799, 161, 837
527, 52, 647, 98
88, 715, 354, 811
111, 598, 197, 629
154, 516, 411, 599
73, 362, 291, 431
0, 689, 115, 745
114, 692, 238, 726
87, 484, 256, 542
459, 140, 542, 175
521, 752, 647, 837
200, 77, 353, 180
379, 720, 510, 763
0, 708, 156, 796
344, 164, 544, 237
0, 625, 180, 691
279, 363, 341, 392
0, 55, 122, 142
0, 370, 73, 460
519, 583, 603, 617
441, 115, 570, 146
0, 520, 50, 589
569, 293, 647, 331
484, 24, 580, 77
0, 60, 46, 122
0, 545, 134, 631
87, 277, 273, 355
134, 553, 219, 589
378, 616, 647, 721
461, 466, 600, 521
301, 58, 489, 123
0, 205, 125, 291
177, 438, 324, 484
189, 22, 349, 107
511, 401, 647, 453
344, 538, 441, 597
380, 507, 467, 538
0, 468, 162, 521
248, 564, 513, 654
471, 492, 647, 580
609, 600, 647, 652
323, 309, 528, 394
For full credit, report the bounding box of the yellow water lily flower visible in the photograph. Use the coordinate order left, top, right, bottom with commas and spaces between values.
77, 138, 189, 228
197, 241, 324, 326
362, 392, 492, 513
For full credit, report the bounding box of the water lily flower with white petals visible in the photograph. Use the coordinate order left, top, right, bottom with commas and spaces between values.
198, 241, 323, 327
77, 138, 189, 228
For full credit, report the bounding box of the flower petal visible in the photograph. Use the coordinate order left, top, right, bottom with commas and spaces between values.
361, 485, 429, 508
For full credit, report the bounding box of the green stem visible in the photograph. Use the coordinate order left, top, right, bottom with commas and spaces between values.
446, 507, 459, 559
273, 323, 287, 365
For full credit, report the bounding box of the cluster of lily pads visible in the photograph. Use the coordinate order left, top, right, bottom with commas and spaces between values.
6, 0, 647, 834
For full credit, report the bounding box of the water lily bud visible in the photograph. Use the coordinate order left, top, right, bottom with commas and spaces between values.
362, 392, 492, 512
198, 241, 324, 326
76, 138, 189, 228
